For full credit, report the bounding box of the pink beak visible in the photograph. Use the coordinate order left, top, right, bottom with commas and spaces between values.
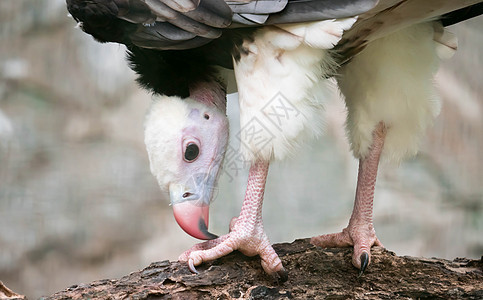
172, 201, 218, 240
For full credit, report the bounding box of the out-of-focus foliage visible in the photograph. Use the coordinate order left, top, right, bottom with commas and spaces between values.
0, 1, 481, 298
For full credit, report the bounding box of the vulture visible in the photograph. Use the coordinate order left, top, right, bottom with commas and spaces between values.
66, 0, 483, 279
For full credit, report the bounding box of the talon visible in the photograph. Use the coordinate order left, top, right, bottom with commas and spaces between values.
188, 258, 199, 274
359, 252, 369, 277
277, 268, 288, 282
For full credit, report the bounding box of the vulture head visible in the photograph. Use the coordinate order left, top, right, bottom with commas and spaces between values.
144, 95, 228, 240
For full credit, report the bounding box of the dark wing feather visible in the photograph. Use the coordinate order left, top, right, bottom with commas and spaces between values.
67, 0, 379, 49
227, 0, 288, 14
227, 0, 378, 26
227, 0, 288, 25
67, 0, 151, 44
441, 2, 483, 26
227, 0, 378, 28
183, 0, 233, 27
265, 0, 379, 25
116, 0, 157, 23
67, 0, 232, 49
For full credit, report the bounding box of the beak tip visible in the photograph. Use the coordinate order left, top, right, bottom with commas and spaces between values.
198, 219, 218, 240
172, 201, 217, 240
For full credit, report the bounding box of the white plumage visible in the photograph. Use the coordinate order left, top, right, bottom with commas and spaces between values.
235, 18, 356, 162
340, 22, 443, 164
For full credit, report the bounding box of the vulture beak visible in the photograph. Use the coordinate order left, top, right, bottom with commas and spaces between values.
169, 171, 220, 240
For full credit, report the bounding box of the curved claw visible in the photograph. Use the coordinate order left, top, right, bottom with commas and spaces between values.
188, 258, 199, 274
277, 268, 288, 282
358, 252, 369, 277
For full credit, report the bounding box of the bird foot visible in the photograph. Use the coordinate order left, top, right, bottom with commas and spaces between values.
179, 218, 287, 281
310, 224, 383, 275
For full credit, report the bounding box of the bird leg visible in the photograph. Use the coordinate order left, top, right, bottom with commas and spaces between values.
311, 121, 386, 274
179, 160, 287, 280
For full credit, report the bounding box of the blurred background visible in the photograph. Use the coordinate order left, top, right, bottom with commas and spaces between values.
0, 1, 481, 298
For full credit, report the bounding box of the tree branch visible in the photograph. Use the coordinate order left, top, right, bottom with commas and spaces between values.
42, 239, 482, 299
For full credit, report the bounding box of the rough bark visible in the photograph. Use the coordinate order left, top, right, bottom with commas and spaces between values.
40, 239, 483, 299
0, 281, 26, 300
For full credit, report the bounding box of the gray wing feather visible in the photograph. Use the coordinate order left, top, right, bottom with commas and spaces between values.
144, 0, 229, 38
145, 0, 179, 21
67, 0, 379, 50
146, 22, 197, 40
184, 0, 233, 27
227, 0, 288, 14
160, 0, 200, 12
232, 14, 259, 25
227, 0, 378, 28
266, 0, 379, 24
161, 10, 224, 38
236, 13, 270, 25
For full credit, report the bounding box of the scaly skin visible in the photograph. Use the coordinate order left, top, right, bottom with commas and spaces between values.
311, 122, 386, 274
179, 160, 287, 280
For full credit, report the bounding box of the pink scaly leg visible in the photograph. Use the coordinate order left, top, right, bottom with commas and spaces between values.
311, 122, 386, 274
179, 160, 287, 280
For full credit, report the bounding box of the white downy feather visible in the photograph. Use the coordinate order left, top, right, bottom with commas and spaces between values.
338, 22, 454, 164
234, 18, 357, 162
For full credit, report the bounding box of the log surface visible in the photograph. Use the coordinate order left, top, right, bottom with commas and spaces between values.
43, 239, 483, 299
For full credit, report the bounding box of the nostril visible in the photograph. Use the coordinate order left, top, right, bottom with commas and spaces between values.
182, 192, 193, 198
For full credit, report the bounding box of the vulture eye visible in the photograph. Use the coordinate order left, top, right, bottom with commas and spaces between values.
204, 114, 210, 120
184, 143, 200, 162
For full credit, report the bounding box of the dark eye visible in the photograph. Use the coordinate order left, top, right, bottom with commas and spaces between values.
184, 143, 199, 162
204, 114, 210, 120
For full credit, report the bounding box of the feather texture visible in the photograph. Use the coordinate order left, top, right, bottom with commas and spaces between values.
338, 22, 442, 163
234, 18, 356, 162
66, 0, 378, 49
